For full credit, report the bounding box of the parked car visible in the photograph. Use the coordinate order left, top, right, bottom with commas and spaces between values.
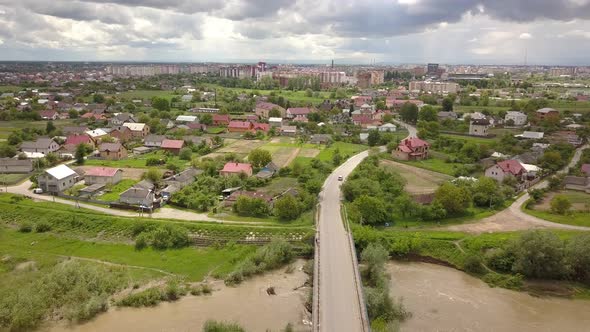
338, 175, 343, 181
33, 188, 43, 194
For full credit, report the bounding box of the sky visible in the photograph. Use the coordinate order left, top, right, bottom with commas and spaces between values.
1, 0, 590, 65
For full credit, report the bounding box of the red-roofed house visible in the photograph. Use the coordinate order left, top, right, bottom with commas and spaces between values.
84, 167, 123, 185
352, 114, 377, 128
485, 159, 526, 182
228, 121, 253, 133
81, 112, 106, 121
161, 139, 185, 155
392, 137, 430, 161
39, 110, 58, 120
219, 162, 253, 177
252, 122, 270, 133
213, 114, 231, 126
286, 107, 312, 119
352, 96, 372, 107
65, 134, 94, 148
581, 164, 590, 177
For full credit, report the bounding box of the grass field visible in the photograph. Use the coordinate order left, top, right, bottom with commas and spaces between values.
399, 156, 462, 176
85, 151, 189, 169
110, 90, 178, 101
525, 190, 590, 227
0, 173, 30, 185
0, 226, 254, 281
380, 159, 451, 194
524, 209, 590, 227
440, 133, 500, 145
0, 119, 78, 139
98, 179, 138, 201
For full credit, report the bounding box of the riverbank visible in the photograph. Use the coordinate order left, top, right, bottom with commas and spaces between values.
390, 261, 590, 332
48, 260, 311, 332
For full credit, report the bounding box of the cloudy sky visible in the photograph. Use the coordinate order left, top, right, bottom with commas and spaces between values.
1, 0, 590, 65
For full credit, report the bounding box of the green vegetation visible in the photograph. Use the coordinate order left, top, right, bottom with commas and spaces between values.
0, 173, 30, 185
224, 240, 296, 286
361, 243, 410, 330
117, 281, 189, 308
0, 257, 148, 331
354, 227, 590, 295
85, 150, 190, 169
0, 194, 314, 244
398, 155, 464, 176
524, 209, 590, 227
315, 142, 366, 162
202, 320, 246, 332
99, 179, 138, 201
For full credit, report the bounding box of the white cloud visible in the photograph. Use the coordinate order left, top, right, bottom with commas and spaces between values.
519, 32, 533, 39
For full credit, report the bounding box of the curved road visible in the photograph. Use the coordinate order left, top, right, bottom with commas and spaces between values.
447, 143, 590, 233
3, 180, 272, 226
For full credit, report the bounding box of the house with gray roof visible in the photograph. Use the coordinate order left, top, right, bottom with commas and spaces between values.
20, 138, 60, 155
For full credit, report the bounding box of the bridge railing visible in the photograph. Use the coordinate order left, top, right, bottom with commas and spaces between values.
312, 203, 321, 332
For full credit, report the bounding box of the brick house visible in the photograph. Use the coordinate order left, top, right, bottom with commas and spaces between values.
228, 121, 253, 133
98, 143, 127, 160
213, 114, 231, 126
254, 101, 285, 118
392, 137, 430, 161
219, 162, 253, 177
122, 123, 150, 138
161, 139, 185, 155
536, 108, 559, 121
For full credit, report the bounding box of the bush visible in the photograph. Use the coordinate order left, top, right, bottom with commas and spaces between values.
507, 230, 567, 279
484, 248, 515, 272
233, 195, 269, 218
202, 320, 245, 332
463, 255, 484, 274
18, 222, 33, 233
34, 221, 52, 233
224, 240, 294, 285
117, 287, 164, 307
274, 194, 302, 221
550, 195, 571, 215
482, 273, 523, 290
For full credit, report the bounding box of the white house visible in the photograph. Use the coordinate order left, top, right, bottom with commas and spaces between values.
469, 119, 490, 136
269, 117, 283, 128
84, 167, 123, 185
20, 138, 60, 155
175, 115, 198, 123
37, 164, 78, 194
516, 131, 544, 139
505, 111, 527, 127
144, 135, 166, 147
378, 123, 397, 132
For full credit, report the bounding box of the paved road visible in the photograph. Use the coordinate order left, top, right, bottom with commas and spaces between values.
3, 180, 270, 225
393, 119, 418, 138
447, 144, 590, 233
317, 150, 370, 332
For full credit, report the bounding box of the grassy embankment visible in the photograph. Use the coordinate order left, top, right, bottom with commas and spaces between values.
353, 227, 590, 298
522, 190, 590, 227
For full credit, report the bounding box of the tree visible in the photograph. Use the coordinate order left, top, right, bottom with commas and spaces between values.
540, 151, 563, 172
399, 102, 418, 124
152, 97, 170, 111
473, 177, 503, 207
274, 195, 302, 221
305, 88, 313, 97
442, 97, 453, 112
550, 195, 571, 215
418, 105, 437, 122
565, 234, 590, 283
354, 195, 388, 225
93, 94, 105, 103
361, 243, 389, 287
75, 143, 90, 165
68, 109, 79, 119
508, 230, 566, 279
0, 144, 17, 158
234, 195, 269, 217
45, 121, 56, 134
434, 182, 471, 215
143, 168, 162, 185
268, 108, 281, 118
179, 147, 192, 161
248, 149, 272, 168
199, 114, 213, 125
367, 130, 381, 147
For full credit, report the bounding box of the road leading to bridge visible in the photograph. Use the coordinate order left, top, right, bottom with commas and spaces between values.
315, 150, 371, 332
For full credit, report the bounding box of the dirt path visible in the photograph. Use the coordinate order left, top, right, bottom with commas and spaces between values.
58, 255, 176, 276
444, 144, 590, 234
283, 147, 301, 167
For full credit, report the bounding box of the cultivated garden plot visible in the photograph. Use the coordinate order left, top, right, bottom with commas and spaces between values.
380, 159, 452, 194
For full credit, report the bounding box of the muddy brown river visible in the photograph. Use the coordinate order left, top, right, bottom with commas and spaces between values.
48, 261, 311, 332
390, 262, 590, 332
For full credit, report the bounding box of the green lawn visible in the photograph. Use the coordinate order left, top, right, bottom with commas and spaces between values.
0, 227, 254, 281
316, 142, 367, 162
110, 90, 178, 101
99, 179, 138, 201
0, 173, 30, 185
524, 208, 590, 227
257, 177, 299, 196
207, 127, 226, 134
439, 133, 499, 145
85, 151, 190, 169
399, 156, 461, 176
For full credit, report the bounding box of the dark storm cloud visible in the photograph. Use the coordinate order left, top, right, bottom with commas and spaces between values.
482, 0, 590, 22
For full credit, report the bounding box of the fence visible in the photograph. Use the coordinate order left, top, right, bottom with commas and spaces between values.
56, 193, 110, 206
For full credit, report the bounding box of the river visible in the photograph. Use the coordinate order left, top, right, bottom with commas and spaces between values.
390, 262, 590, 332
48, 260, 311, 332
